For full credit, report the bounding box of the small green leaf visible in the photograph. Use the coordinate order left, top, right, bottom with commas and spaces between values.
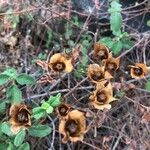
121, 38, 134, 49
41, 102, 50, 110
32, 107, 46, 120
14, 129, 26, 147
1, 122, 13, 136
111, 40, 123, 55
18, 142, 30, 150
28, 125, 51, 137
7, 142, 14, 150
0, 74, 10, 85
0, 101, 6, 113
147, 20, 150, 27
145, 80, 150, 92
0, 143, 8, 149
16, 74, 35, 85
99, 37, 114, 48
2, 68, 17, 79
46, 106, 53, 114
6, 84, 22, 104
48, 93, 61, 107
108, 1, 122, 36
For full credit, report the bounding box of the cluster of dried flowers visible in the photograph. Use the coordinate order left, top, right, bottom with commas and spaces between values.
8, 43, 150, 142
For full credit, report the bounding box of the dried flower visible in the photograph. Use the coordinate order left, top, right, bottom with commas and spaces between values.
9, 104, 32, 134
49, 53, 73, 73
89, 81, 116, 110
57, 103, 72, 118
59, 110, 86, 143
129, 63, 150, 79
88, 64, 113, 84
103, 54, 120, 76
93, 43, 109, 61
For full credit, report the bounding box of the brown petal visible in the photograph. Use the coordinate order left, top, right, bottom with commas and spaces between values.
87, 64, 105, 83
93, 43, 109, 60
49, 53, 73, 73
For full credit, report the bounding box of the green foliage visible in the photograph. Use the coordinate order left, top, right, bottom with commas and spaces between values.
2, 68, 17, 80
108, 1, 122, 36
1, 122, 13, 136
32, 93, 61, 120
32, 107, 46, 120
145, 80, 150, 92
0, 74, 11, 85
99, 0, 134, 55
47, 93, 61, 107
147, 20, 150, 27
18, 142, 30, 150
28, 125, 51, 137
0, 101, 6, 113
16, 74, 35, 85
14, 129, 26, 147
6, 84, 22, 104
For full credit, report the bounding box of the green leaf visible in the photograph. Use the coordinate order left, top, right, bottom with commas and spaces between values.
108, 1, 122, 36
0, 101, 6, 113
46, 106, 53, 114
111, 40, 123, 55
41, 102, 50, 110
18, 142, 30, 150
2, 68, 17, 79
0, 143, 8, 149
28, 125, 51, 137
0, 74, 10, 85
6, 84, 22, 104
1, 122, 13, 136
14, 129, 26, 147
32, 107, 46, 120
145, 80, 150, 92
99, 37, 114, 48
47, 93, 61, 107
147, 20, 150, 27
121, 38, 134, 49
16, 73, 35, 85
7, 142, 14, 150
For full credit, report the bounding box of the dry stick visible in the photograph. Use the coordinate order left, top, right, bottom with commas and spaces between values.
63, 77, 88, 99
0, 7, 39, 15
125, 96, 149, 110
117, 37, 145, 59
112, 124, 126, 150
47, 116, 55, 150
81, 140, 101, 150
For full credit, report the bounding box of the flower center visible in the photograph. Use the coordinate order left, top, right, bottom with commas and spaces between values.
65, 119, 79, 136
17, 109, 29, 123
98, 50, 108, 60
106, 62, 117, 73
58, 105, 69, 116
53, 62, 65, 72
91, 71, 104, 81
133, 67, 143, 76
96, 91, 107, 104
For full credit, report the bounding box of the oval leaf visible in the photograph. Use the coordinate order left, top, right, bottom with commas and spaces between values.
32, 107, 46, 120
6, 84, 22, 104
28, 125, 51, 137
18, 142, 30, 150
16, 74, 35, 85
0, 74, 10, 85
1, 122, 13, 136
111, 40, 123, 55
14, 129, 26, 147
